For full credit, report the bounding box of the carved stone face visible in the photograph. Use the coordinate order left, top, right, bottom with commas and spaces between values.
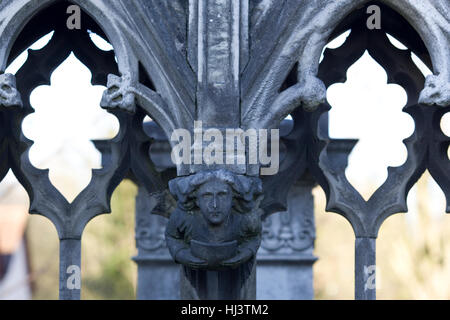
196, 178, 233, 226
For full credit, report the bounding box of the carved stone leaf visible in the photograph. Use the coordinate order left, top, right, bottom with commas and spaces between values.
308, 9, 435, 237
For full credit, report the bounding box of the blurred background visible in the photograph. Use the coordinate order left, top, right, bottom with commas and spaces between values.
0, 30, 448, 300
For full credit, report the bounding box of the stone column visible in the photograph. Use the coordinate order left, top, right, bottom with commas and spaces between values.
133, 187, 179, 300
257, 178, 317, 299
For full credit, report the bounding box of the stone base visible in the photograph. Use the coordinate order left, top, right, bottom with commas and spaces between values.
256, 255, 317, 300
133, 255, 180, 300
180, 259, 256, 300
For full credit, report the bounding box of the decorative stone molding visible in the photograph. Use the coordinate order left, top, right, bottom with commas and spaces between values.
101, 74, 136, 113
0, 73, 21, 109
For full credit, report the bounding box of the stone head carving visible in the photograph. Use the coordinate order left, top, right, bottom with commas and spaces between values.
0, 73, 22, 109
196, 177, 233, 226
165, 169, 263, 269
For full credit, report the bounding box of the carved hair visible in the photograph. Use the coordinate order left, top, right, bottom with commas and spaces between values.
168, 169, 262, 213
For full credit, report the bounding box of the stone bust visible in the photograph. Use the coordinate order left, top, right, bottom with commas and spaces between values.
165, 169, 263, 269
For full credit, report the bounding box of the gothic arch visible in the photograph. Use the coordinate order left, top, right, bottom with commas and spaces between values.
0, 0, 136, 77
299, 0, 450, 109
241, 0, 449, 131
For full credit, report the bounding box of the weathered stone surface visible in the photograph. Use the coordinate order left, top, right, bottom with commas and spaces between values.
0, 0, 447, 300
166, 169, 262, 299
257, 179, 317, 299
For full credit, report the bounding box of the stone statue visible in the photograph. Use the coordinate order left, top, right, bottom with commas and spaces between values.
166, 169, 263, 271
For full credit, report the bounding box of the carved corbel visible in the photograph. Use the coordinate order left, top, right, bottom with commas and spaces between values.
0, 73, 22, 109
100, 73, 136, 113
419, 74, 450, 107
165, 169, 263, 269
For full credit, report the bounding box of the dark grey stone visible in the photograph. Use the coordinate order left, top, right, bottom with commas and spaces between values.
0, 0, 447, 300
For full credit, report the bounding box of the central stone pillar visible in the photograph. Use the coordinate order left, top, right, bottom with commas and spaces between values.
164, 0, 259, 300
188, 0, 248, 127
